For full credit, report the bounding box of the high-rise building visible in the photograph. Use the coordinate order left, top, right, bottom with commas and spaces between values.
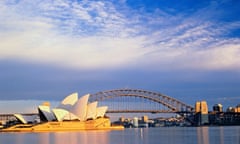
200, 101, 208, 114
195, 101, 208, 114
195, 101, 209, 126
195, 102, 201, 113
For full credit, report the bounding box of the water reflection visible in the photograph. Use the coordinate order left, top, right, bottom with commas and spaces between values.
39, 133, 50, 144
1, 127, 240, 144
37, 131, 109, 144
197, 127, 209, 144
16, 133, 26, 144
219, 127, 224, 144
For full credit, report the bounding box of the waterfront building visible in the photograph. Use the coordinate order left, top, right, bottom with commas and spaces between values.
133, 117, 138, 128
227, 107, 234, 112
227, 105, 240, 113
0, 93, 124, 132
195, 101, 209, 126
57, 93, 78, 110
195, 102, 201, 113
96, 106, 108, 118
234, 104, 240, 113
119, 117, 125, 123
86, 101, 98, 120
36, 93, 108, 122
142, 115, 148, 123
38, 104, 56, 122
213, 104, 223, 112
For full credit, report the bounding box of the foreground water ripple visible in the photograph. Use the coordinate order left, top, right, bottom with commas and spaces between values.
0, 126, 240, 144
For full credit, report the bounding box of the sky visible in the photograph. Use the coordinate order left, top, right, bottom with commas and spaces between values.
0, 0, 240, 113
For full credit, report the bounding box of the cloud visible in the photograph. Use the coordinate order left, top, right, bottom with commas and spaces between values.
140, 17, 240, 70
0, 0, 240, 71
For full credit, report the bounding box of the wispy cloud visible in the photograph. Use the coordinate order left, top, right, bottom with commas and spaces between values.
0, 0, 239, 71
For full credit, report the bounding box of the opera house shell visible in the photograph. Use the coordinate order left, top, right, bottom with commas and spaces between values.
1, 93, 123, 132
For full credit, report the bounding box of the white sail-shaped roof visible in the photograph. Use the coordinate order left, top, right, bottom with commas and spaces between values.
58, 93, 78, 110
52, 108, 69, 121
14, 114, 37, 124
96, 106, 108, 118
52, 108, 80, 121
69, 94, 89, 121
86, 101, 98, 120
63, 112, 79, 121
38, 105, 56, 121
14, 114, 27, 124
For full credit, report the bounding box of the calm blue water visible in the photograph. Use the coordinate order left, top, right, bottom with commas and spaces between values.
0, 126, 240, 144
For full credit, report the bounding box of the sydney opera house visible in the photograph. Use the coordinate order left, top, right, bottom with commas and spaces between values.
1, 93, 123, 132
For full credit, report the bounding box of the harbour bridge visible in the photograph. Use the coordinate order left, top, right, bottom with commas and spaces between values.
0, 88, 195, 123
89, 88, 194, 114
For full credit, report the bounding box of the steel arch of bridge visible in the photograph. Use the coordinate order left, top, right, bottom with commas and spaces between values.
90, 89, 194, 113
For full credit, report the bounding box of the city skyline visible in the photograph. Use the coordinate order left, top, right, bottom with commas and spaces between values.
0, 0, 240, 112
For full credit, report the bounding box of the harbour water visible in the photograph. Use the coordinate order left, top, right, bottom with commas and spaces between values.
0, 126, 239, 144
